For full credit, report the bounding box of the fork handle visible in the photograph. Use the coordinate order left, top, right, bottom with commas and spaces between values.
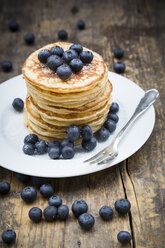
114, 89, 159, 144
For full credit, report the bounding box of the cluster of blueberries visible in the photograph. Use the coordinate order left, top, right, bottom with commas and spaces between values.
0, 177, 132, 245
20, 102, 119, 159
38, 43, 93, 80
113, 48, 126, 74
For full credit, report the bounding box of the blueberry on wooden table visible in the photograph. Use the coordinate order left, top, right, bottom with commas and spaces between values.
32, 176, 48, 188
78, 213, 95, 230
96, 127, 110, 142
50, 46, 64, 57
24, 33, 35, 45
58, 30, 68, 40
70, 44, 83, 54
12, 98, 24, 111
70, 58, 83, 73
99, 206, 114, 220
38, 49, 51, 63
16, 173, 30, 184
2, 229, 16, 244
114, 61, 125, 73
23, 143, 35, 155
117, 231, 132, 244
104, 119, 116, 133
61, 146, 75, 159
77, 20, 85, 30
48, 146, 61, 159
80, 51, 93, 63
107, 113, 119, 123
21, 186, 37, 203
40, 184, 54, 198
72, 200, 88, 217
109, 102, 119, 113
81, 137, 97, 151
8, 20, 19, 32
71, 6, 79, 15
47, 55, 63, 71
80, 125, 93, 140
61, 139, 74, 149
63, 49, 78, 64
113, 48, 124, 59
1, 61, 12, 72
66, 125, 80, 142
56, 65, 72, 80
35, 140, 47, 154
44, 206, 57, 221
115, 198, 131, 214
0, 181, 10, 195
29, 207, 42, 222
24, 133, 38, 145
49, 195, 63, 207
57, 205, 69, 220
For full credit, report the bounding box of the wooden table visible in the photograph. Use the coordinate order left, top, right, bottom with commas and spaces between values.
0, 0, 165, 247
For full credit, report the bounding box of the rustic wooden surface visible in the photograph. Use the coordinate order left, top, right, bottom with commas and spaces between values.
0, 0, 165, 247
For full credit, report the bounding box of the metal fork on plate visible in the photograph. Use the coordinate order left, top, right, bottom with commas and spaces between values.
84, 89, 159, 165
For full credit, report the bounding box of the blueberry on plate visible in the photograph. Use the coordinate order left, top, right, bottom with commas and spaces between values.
49, 195, 62, 207
114, 61, 125, 73
80, 125, 93, 140
24, 133, 38, 145
47, 55, 63, 71
80, 51, 93, 63
115, 198, 131, 214
29, 207, 42, 222
99, 206, 114, 220
40, 184, 54, 198
63, 49, 78, 64
104, 119, 116, 133
66, 125, 80, 142
32, 177, 48, 188
70, 44, 83, 54
8, 20, 19, 32
113, 48, 124, 59
44, 206, 57, 221
0, 181, 10, 195
16, 173, 30, 184
82, 137, 97, 151
107, 113, 119, 123
2, 229, 16, 244
48, 147, 61, 159
78, 213, 95, 230
12, 98, 24, 112
24, 33, 35, 45
48, 140, 60, 149
72, 200, 88, 217
56, 65, 72, 80
50, 46, 64, 57
61, 138, 74, 149
70, 58, 83, 73
77, 20, 85, 30
35, 141, 47, 154
96, 127, 110, 142
109, 102, 119, 113
57, 205, 69, 220
61, 146, 75, 159
58, 30, 68, 40
38, 49, 51, 63
23, 143, 35, 155
21, 186, 37, 203
117, 231, 131, 244
1, 61, 12, 72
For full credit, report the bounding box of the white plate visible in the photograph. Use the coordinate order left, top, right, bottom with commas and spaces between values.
0, 72, 155, 178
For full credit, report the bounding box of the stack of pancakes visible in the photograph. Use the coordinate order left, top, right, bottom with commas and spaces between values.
22, 42, 112, 142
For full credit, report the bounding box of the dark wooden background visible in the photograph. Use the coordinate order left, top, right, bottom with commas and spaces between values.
0, 0, 165, 247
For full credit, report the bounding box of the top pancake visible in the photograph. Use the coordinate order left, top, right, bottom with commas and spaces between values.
22, 42, 108, 93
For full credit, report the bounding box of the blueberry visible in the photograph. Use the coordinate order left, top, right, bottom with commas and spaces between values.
57, 205, 69, 220
21, 186, 37, 203
61, 138, 74, 149
47, 55, 63, 71
44, 206, 57, 221
115, 198, 131, 214
32, 177, 48, 188
117, 231, 132, 244
66, 125, 80, 142
69, 58, 83, 73
56, 65, 72, 80
24, 33, 35, 45
16, 173, 30, 184
61, 146, 75, 159
114, 61, 125, 73
23, 143, 35, 155
81, 137, 97, 151
70, 44, 83, 54
63, 49, 78, 64
48, 140, 60, 149
8, 20, 19, 32
0, 182, 10, 195
12, 98, 24, 111
24, 133, 38, 145
2, 229, 16, 244
72, 200, 88, 217
38, 49, 51, 63
80, 125, 93, 140
40, 184, 54, 198
78, 213, 95, 230
96, 127, 110, 142
99, 206, 114, 220
114, 48, 124, 59
109, 102, 119, 113
49, 195, 62, 207
77, 20, 85, 30
108, 113, 119, 123
104, 119, 116, 133
58, 30, 68, 40
50, 46, 64, 57
35, 141, 47, 154
29, 207, 42, 222
1, 61, 12, 72
71, 6, 79, 15
80, 51, 93, 63
48, 147, 61, 159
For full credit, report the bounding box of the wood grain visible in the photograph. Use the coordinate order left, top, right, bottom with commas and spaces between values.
0, 0, 165, 247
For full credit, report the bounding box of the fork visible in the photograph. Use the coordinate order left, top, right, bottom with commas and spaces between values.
84, 89, 159, 165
